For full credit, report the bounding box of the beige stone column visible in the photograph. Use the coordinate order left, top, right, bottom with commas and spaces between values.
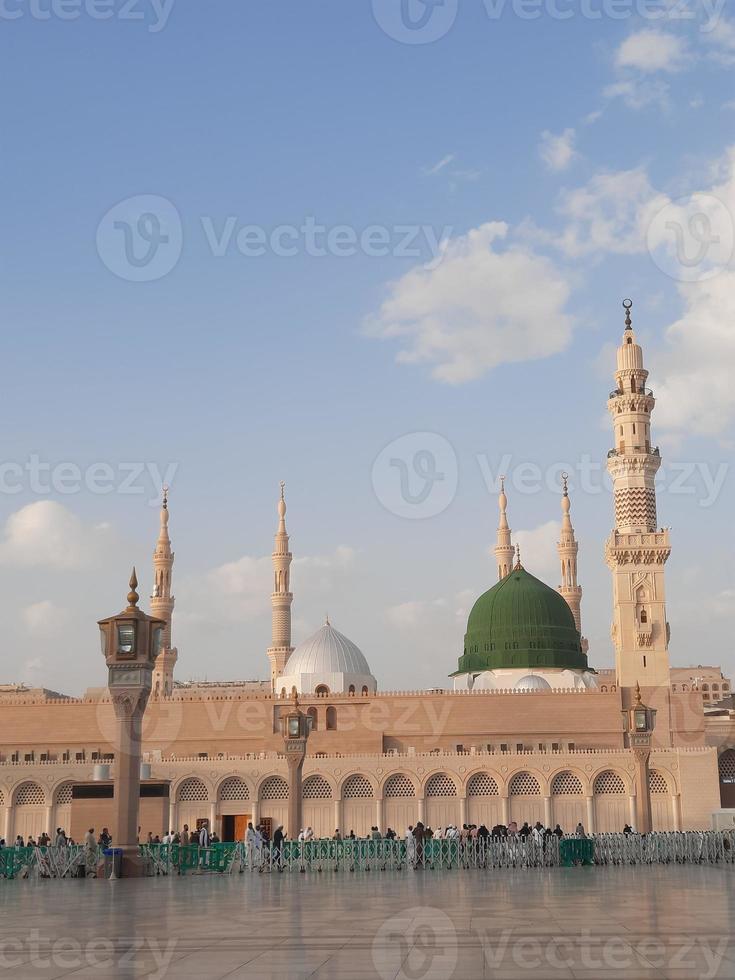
168, 801, 177, 834
334, 798, 342, 834
209, 803, 218, 836
585, 796, 594, 833
544, 797, 552, 827
673, 794, 682, 832
417, 798, 425, 823
375, 798, 383, 832
45, 804, 54, 837
633, 748, 652, 833
628, 795, 637, 828
3, 805, 12, 842
459, 797, 467, 827
252, 800, 260, 827
110, 694, 148, 862
501, 797, 509, 825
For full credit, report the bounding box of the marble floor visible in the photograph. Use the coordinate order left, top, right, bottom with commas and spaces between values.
0, 865, 734, 979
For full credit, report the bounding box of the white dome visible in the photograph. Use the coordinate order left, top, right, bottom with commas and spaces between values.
514, 674, 552, 691
277, 621, 377, 696
471, 672, 497, 691
286, 622, 372, 675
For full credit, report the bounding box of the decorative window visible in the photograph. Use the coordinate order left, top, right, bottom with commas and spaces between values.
509, 772, 541, 796
55, 783, 73, 805
384, 774, 416, 798
649, 770, 668, 794
594, 771, 625, 795
178, 778, 208, 803
303, 776, 332, 800
315, 685, 330, 696
425, 773, 457, 797
0, 789, 3, 806
260, 776, 289, 801
15, 782, 45, 806
467, 773, 499, 797
306, 707, 318, 731
718, 750, 735, 782
342, 775, 374, 799
361, 686, 369, 695
219, 778, 250, 802
551, 772, 583, 795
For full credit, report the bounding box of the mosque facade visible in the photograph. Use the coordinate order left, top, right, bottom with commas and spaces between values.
1, 306, 734, 842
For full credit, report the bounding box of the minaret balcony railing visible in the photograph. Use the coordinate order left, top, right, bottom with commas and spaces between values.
608, 387, 653, 399
607, 446, 660, 458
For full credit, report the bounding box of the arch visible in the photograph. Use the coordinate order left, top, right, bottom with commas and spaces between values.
12, 781, 47, 842
508, 772, 541, 796
424, 773, 458, 797
13, 781, 46, 806
259, 776, 289, 801
303, 775, 333, 838
593, 769, 628, 833
315, 685, 330, 696
361, 686, 369, 695
383, 773, 417, 798
551, 771, 583, 795
383, 773, 417, 835
217, 777, 251, 802
53, 782, 74, 805
306, 706, 318, 731
341, 774, 374, 837
326, 706, 337, 731
550, 770, 585, 833
176, 777, 210, 803
303, 775, 333, 800
467, 772, 499, 796
649, 769, 675, 830
341, 774, 374, 799
648, 770, 670, 795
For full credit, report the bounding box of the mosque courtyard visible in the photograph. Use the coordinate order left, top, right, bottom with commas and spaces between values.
1, 866, 734, 979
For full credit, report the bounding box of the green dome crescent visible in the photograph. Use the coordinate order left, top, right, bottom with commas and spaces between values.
453, 566, 589, 675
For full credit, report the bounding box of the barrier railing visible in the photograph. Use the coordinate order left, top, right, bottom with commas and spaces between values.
3, 832, 734, 879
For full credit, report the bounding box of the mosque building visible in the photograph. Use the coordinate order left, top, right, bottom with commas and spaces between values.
0, 303, 734, 843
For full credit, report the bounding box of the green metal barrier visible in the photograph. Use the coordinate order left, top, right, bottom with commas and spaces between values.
559, 838, 594, 866
139, 843, 241, 875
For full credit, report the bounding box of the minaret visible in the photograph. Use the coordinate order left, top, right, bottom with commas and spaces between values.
267, 482, 294, 690
557, 474, 588, 654
494, 477, 515, 580
605, 300, 671, 689
150, 486, 177, 697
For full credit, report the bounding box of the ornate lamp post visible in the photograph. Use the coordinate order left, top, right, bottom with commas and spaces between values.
622, 683, 657, 833
98, 569, 166, 876
280, 691, 310, 838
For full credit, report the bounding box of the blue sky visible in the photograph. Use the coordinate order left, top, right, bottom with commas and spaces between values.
1, 1, 734, 694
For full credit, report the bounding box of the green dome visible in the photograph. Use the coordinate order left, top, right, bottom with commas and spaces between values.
453, 566, 588, 675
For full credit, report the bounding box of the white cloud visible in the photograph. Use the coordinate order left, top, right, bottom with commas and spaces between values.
603, 78, 672, 111
365, 222, 574, 384
513, 521, 561, 584
551, 167, 664, 258
22, 600, 69, 638
0, 501, 111, 570
705, 16, 735, 65
422, 154, 455, 176
615, 30, 688, 73
539, 129, 577, 172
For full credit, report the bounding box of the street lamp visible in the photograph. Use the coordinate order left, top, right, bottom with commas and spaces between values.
280, 690, 310, 839
98, 569, 166, 876
622, 683, 657, 833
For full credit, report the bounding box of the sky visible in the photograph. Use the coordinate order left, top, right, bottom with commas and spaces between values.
1, 0, 734, 695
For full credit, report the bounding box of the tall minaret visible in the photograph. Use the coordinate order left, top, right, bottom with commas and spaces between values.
150, 486, 178, 697
267, 482, 294, 690
605, 300, 671, 689
557, 474, 588, 653
494, 477, 515, 580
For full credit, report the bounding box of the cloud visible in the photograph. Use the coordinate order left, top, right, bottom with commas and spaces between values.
0, 501, 112, 570
422, 154, 455, 176
550, 167, 664, 258
603, 78, 672, 111
539, 129, 577, 172
705, 16, 735, 65
364, 222, 574, 383
22, 600, 69, 638
513, 521, 561, 584
177, 545, 358, 627
615, 30, 689, 73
